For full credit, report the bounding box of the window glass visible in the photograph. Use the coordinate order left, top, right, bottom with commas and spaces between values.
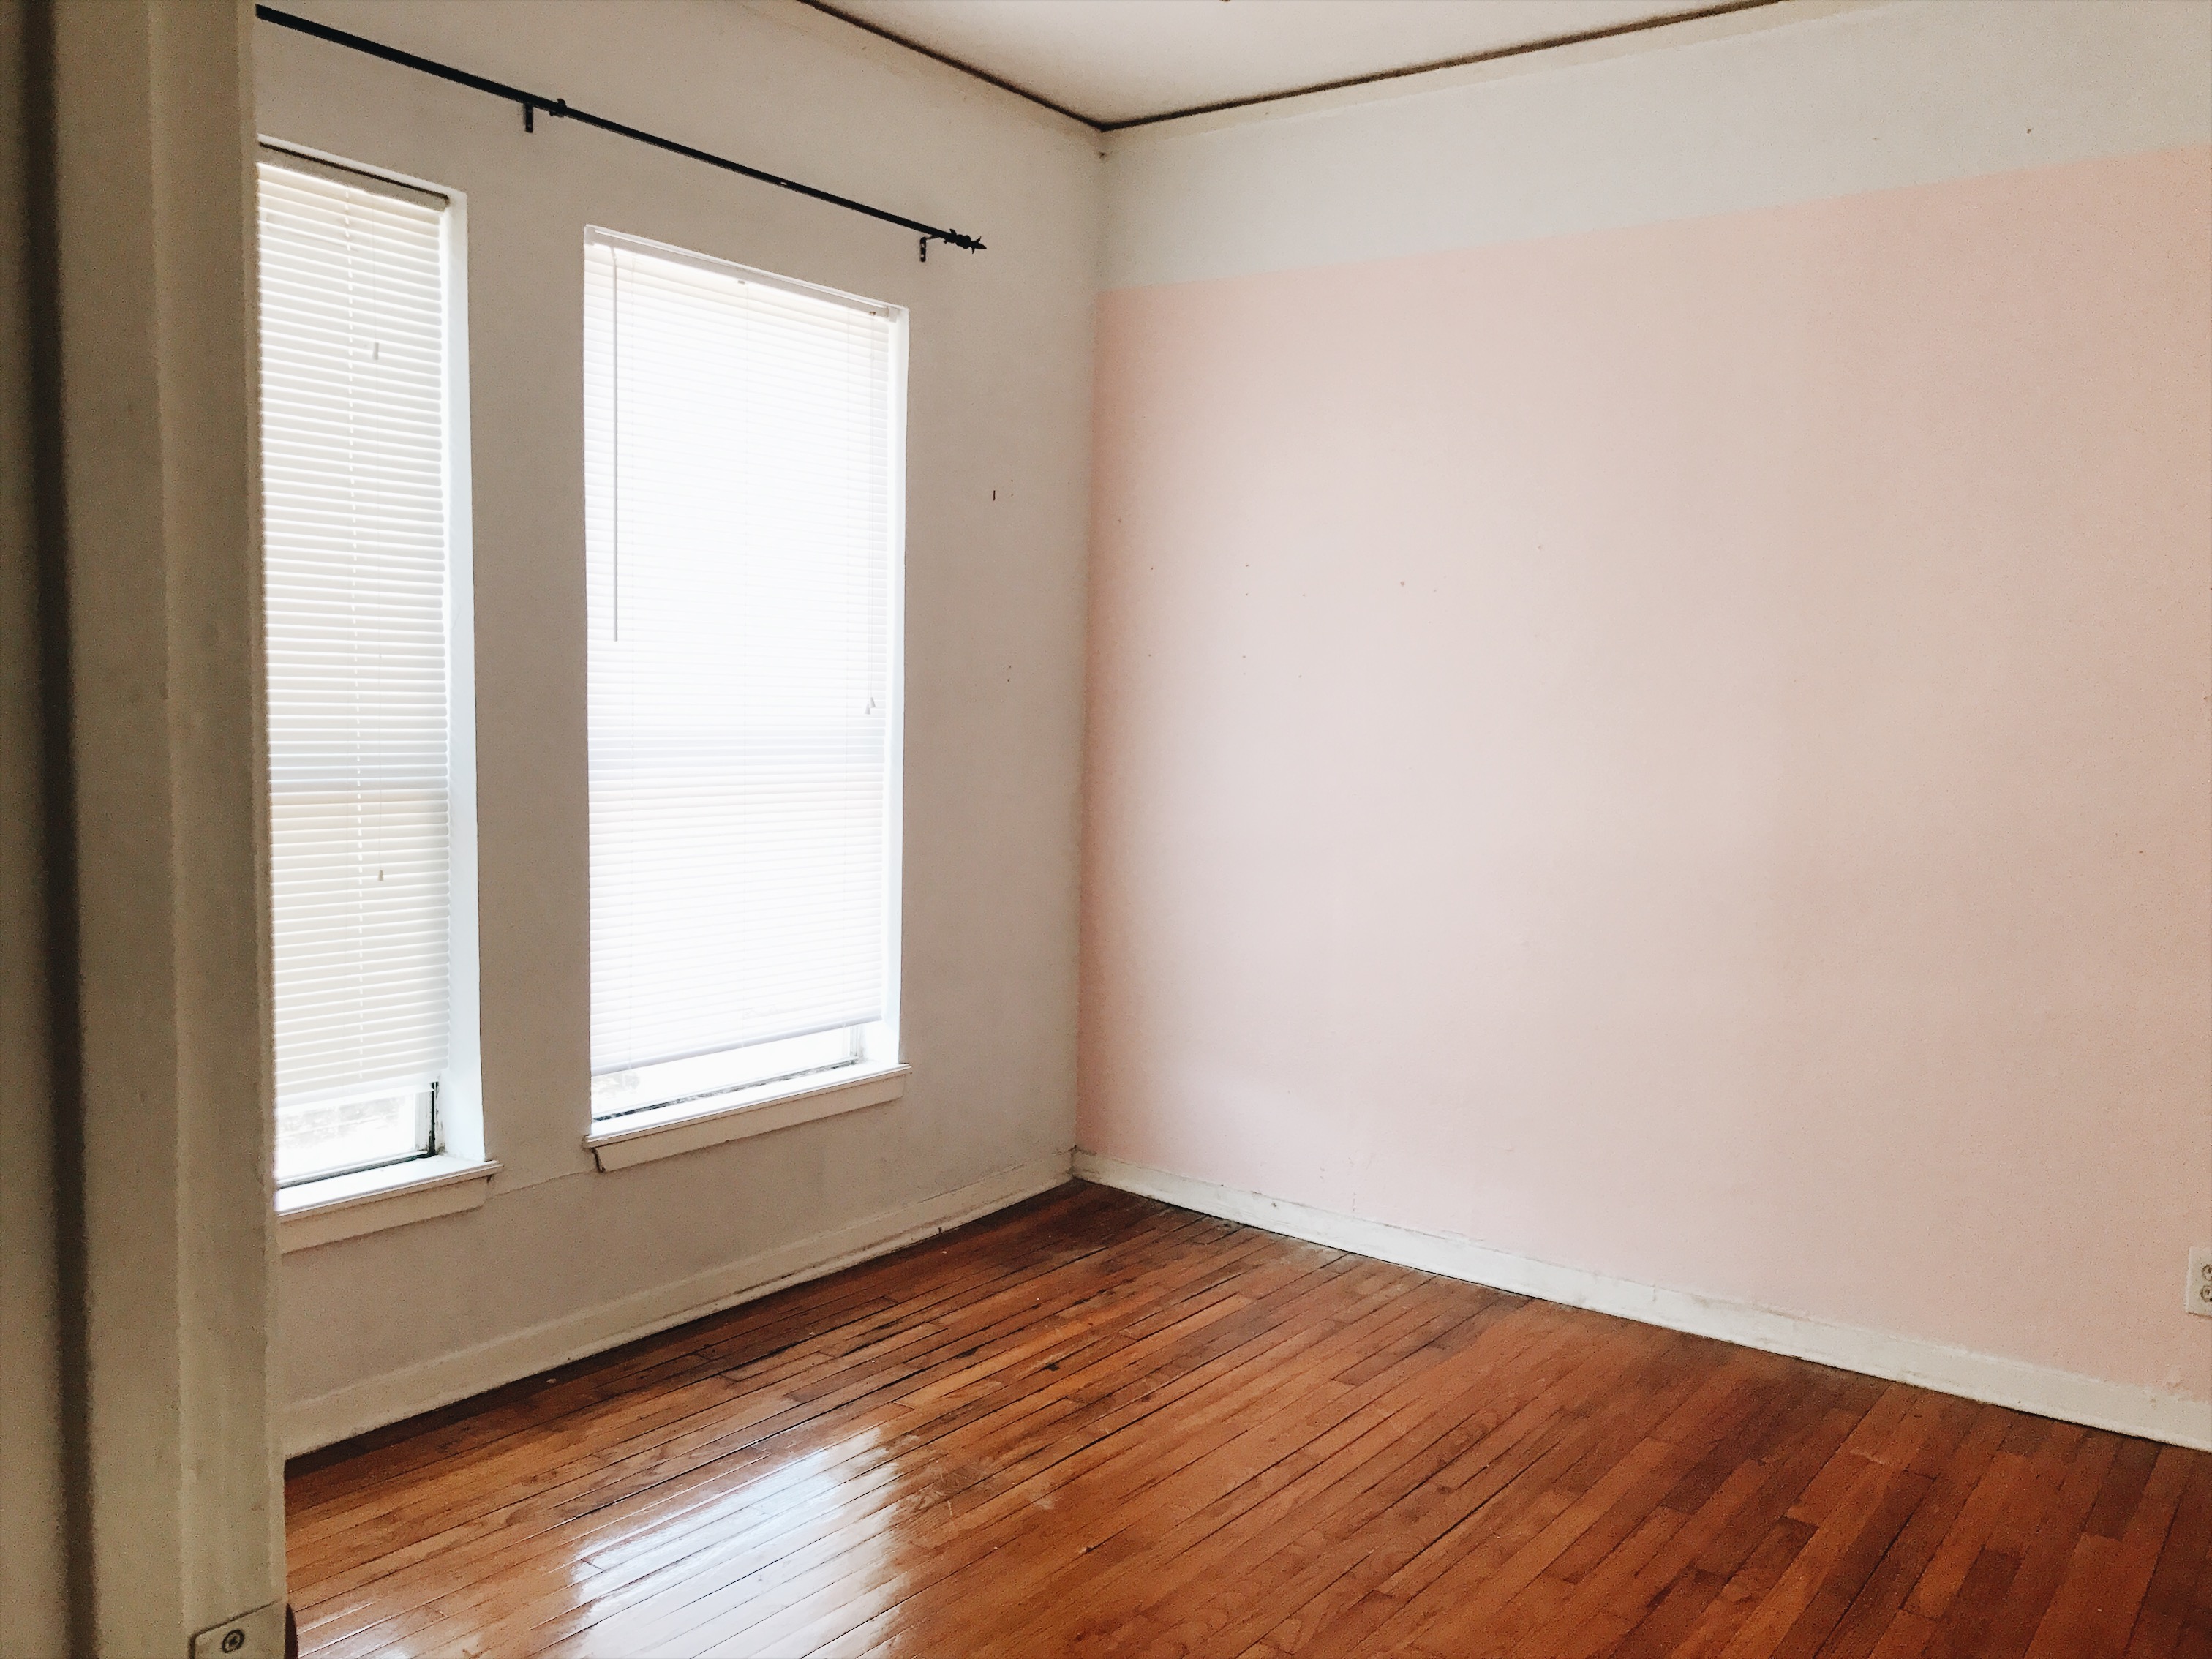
584, 231, 903, 1121
259, 151, 454, 1184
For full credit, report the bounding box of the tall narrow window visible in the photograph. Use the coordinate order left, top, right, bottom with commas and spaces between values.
584, 231, 903, 1124
259, 149, 457, 1185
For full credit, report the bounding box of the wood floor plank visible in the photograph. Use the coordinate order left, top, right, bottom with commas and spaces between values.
522, 1250, 1418, 1658
2025, 1446, 2192, 1659
1218, 1325, 1690, 1659
292, 1200, 1229, 1565
1090, 1314, 1620, 1659
726, 1265, 1473, 1658
2123, 1455, 2212, 1658
1812, 1402, 2011, 1659
1012, 1294, 1550, 1656
289, 1184, 1143, 1511
334, 1229, 1355, 1658
290, 1203, 1282, 1628
286, 1183, 2212, 1659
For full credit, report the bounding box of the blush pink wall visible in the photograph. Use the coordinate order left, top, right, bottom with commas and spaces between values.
1081, 146, 2212, 1396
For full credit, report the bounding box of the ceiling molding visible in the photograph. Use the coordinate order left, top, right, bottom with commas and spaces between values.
1097, 0, 1788, 132
793, 0, 1794, 134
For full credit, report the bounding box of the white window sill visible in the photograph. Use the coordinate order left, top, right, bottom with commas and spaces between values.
586, 1063, 909, 1172
275, 1154, 501, 1254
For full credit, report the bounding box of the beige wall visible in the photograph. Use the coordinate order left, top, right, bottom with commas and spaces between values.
258, 0, 1098, 1448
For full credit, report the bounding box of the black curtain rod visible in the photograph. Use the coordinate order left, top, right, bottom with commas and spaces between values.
254, 5, 985, 257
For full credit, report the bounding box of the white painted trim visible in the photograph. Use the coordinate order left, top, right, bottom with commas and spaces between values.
281, 1152, 1072, 1456
585, 1064, 910, 1170
275, 1156, 500, 1254
1074, 1152, 2212, 1453
1100, 0, 1888, 150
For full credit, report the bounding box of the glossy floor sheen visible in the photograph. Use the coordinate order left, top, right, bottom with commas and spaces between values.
287, 1184, 2212, 1658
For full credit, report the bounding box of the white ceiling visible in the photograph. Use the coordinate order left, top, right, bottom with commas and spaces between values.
815, 0, 1707, 127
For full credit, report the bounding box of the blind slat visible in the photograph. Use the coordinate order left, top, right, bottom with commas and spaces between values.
585, 236, 898, 1086
259, 154, 451, 1183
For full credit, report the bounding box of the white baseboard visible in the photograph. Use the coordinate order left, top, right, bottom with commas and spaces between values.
283, 1154, 1073, 1456
1074, 1151, 2212, 1453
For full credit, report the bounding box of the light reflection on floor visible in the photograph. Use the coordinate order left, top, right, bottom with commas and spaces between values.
563, 1431, 906, 1656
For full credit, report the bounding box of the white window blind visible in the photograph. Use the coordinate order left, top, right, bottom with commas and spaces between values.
259, 151, 452, 1184
584, 232, 901, 1115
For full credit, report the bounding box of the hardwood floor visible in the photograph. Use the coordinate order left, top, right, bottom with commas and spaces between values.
287, 1182, 2212, 1658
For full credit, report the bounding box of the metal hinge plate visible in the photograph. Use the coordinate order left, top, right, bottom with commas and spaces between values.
191, 1601, 286, 1658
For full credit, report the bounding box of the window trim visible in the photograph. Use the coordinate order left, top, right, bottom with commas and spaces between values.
259, 138, 484, 1204
579, 227, 908, 1145
585, 1063, 908, 1172
276, 1154, 501, 1254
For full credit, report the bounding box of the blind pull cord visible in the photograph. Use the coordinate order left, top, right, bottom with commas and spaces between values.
610, 253, 620, 642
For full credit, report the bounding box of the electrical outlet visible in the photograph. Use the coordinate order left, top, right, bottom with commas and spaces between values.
2187, 1249, 2212, 1317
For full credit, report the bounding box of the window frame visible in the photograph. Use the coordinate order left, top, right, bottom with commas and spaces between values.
257, 139, 485, 1200
579, 227, 908, 1147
